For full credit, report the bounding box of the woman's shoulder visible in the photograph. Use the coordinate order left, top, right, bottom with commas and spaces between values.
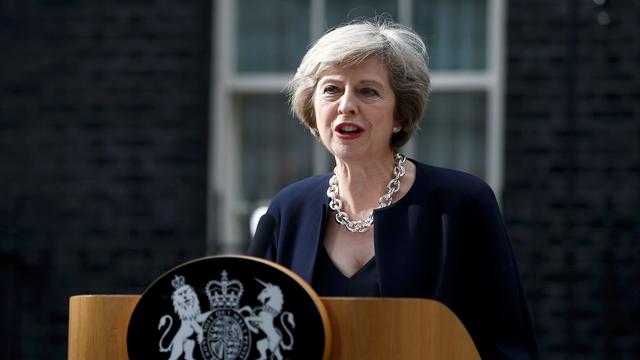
411, 159, 496, 201
269, 173, 331, 210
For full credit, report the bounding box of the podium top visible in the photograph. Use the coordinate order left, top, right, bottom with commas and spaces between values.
69, 295, 480, 360
68, 256, 480, 360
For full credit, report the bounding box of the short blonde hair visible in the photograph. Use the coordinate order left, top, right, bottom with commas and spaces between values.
286, 19, 430, 149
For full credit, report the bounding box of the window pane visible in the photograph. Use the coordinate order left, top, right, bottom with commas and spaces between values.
237, 0, 310, 72
414, 92, 486, 178
413, 0, 487, 70
235, 94, 315, 203
325, 0, 397, 29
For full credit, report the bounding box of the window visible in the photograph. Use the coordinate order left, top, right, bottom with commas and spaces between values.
210, 0, 506, 252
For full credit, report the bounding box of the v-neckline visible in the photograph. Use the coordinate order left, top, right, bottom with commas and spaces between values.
321, 244, 376, 279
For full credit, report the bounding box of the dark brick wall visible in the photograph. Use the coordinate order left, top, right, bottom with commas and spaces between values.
0, 1, 211, 358
505, 0, 640, 358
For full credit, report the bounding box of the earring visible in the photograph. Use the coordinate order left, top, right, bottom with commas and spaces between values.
392, 126, 401, 133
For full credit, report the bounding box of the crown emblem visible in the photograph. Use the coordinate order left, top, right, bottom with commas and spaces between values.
171, 275, 186, 289
205, 270, 244, 309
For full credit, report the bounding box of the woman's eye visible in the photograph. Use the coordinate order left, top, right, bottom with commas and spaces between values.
323, 85, 338, 94
360, 88, 379, 96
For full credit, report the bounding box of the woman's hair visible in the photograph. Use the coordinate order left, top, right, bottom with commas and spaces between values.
286, 19, 430, 149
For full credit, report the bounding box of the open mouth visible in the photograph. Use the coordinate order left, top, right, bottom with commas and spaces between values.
335, 123, 364, 136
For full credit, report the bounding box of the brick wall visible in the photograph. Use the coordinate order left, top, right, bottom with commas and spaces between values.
0, 1, 211, 358
504, 0, 640, 358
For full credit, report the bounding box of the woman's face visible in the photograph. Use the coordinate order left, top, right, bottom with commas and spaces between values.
313, 56, 397, 163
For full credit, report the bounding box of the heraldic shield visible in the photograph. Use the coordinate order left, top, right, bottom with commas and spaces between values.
127, 256, 330, 360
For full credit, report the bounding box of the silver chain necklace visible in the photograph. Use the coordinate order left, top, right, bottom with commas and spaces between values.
327, 153, 407, 233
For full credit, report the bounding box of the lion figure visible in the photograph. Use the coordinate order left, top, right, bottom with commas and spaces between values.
158, 279, 211, 360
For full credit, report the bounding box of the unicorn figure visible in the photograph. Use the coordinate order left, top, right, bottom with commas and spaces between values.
239, 279, 295, 360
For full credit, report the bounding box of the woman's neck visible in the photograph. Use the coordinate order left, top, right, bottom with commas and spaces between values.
333, 152, 396, 217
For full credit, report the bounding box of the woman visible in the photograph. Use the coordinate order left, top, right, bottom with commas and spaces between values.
260, 20, 538, 358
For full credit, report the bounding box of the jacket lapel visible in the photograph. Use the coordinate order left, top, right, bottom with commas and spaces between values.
290, 198, 328, 285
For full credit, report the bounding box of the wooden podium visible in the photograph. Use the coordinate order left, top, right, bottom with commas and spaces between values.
68, 295, 480, 359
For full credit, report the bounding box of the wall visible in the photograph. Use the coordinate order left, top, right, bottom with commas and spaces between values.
504, 0, 640, 358
0, 1, 211, 358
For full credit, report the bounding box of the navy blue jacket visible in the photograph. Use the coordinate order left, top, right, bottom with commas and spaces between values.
264, 160, 538, 359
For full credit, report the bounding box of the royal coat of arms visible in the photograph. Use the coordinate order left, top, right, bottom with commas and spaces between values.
157, 271, 296, 360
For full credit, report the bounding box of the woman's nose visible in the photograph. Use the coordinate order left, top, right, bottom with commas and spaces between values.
337, 90, 358, 115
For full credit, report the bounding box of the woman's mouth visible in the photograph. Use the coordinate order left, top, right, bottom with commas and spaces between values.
335, 123, 364, 139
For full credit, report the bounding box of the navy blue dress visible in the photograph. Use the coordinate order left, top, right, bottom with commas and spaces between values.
312, 245, 381, 297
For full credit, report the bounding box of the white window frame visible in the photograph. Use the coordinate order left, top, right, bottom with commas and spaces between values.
208, 0, 506, 253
